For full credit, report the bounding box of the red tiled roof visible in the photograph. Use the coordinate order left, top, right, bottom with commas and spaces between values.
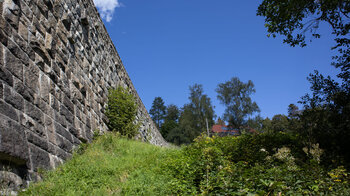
211, 125, 239, 133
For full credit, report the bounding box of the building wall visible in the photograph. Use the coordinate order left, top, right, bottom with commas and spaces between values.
0, 0, 166, 189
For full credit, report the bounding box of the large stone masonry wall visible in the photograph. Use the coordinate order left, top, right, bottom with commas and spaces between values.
0, 0, 166, 190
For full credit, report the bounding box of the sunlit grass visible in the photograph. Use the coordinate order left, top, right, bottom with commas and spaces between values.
21, 133, 177, 196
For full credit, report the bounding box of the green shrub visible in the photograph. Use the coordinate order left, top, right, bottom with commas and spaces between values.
164, 133, 350, 195
105, 86, 140, 138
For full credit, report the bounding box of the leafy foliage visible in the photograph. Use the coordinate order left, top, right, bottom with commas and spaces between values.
216, 77, 260, 128
297, 71, 350, 166
167, 84, 215, 145
160, 104, 180, 139
258, 0, 350, 166
149, 97, 166, 128
257, 0, 350, 73
105, 87, 140, 138
20, 132, 350, 195
165, 133, 350, 195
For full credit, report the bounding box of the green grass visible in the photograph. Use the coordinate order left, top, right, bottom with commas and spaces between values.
20, 132, 350, 195
21, 133, 177, 196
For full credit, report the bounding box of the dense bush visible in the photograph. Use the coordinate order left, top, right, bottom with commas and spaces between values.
164, 133, 350, 195
105, 86, 140, 138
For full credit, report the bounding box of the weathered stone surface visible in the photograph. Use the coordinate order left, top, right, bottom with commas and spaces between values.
0, 100, 18, 122
60, 104, 74, 124
0, 114, 28, 163
7, 38, 29, 66
26, 131, 49, 152
0, 66, 13, 87
29, 144, 51, 171
0, 171, 23, 191
24, 61, 39, 92
4, 48, 23, 81
55, 122, 72, 143
14, 78, 34, 102
4, 85, 24, 111
0, 43, 3, 67
0, 82, 2, 99
24, 102, 43, 124
0, 0, 167, 191
40, 73, 50, 103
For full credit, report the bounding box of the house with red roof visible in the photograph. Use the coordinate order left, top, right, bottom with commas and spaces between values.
211, 125, 240, 136
211, 124, 258, 137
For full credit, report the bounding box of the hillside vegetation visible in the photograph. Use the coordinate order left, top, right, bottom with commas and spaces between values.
21, 133, 176, 195
21, 132, 350, 195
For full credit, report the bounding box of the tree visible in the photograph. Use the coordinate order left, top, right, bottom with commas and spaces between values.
167, 84, 215, 145
160, 104, 180, 139
149, 97, 166, 128
247, 115, 264, 131
166, 126, 191, 145
216, 77, 260, 129
257, 1, 350, 164
216, 117, 226, 126
186, 84, 215, 133
288, 104, 300, 119
298, 71, 350, 165
271, 114, 290, 133
165, 104, 180, 122
105, 87, 140, 138
257, 0, 350, 76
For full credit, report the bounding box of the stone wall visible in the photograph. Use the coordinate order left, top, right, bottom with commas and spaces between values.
0, 0, 166, 190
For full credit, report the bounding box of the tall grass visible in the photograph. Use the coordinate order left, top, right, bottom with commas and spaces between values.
21, 133, 176, 195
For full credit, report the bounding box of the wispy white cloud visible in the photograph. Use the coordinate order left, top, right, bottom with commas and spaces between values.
93, 0, 120, 22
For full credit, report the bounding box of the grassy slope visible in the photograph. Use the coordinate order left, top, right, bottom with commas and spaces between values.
21, 133, 176, 196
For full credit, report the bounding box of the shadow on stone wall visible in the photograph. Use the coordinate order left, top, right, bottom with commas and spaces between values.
0, 0, 167, 190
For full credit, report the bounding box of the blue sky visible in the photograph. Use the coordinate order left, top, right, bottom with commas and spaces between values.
93, 0, 339, 119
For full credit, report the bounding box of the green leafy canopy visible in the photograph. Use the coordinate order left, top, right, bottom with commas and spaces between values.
105, 86, 140, 138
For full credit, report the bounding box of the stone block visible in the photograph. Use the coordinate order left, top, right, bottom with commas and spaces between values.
0, 82, 2, 99
32, 121, 47, 138
29, 144, 51, 171
72, 135, 81, 146
7, 38, 29, 66
68, 124, 79, 138
60, 104, 73, 124
0, 43, 3, 66
0, 171, 23, 191
0, 65, 14, 87
24, 102, 43, 124
55, 134, 73, 153
54, 110, 66, 128
0, 99, 18, 122
63, 94, 74, 113
49, 154, 63, 169
3, 0, 20, 30
4, 85, 24, 111
4, 48, 23, 81
20, 1, 33, 22
0, 114, 28, 164
54, 122, 72, 143
47, 143, 56, 155
48, 69, 59, 84
26, 131, 49, 152
24, 61, 39, 92
55, 147, 69, 160
14, 78, 34, 102
40, 73, 50, 103
50, 94, 59, 111
45, 115, 56, 144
